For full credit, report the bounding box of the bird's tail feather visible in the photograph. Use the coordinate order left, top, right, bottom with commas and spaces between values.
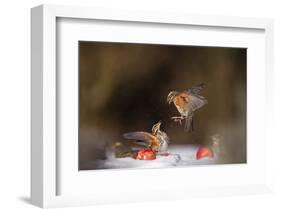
184, 116, 194, 132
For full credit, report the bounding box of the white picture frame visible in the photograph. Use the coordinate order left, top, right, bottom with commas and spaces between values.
31, 4, 274, 208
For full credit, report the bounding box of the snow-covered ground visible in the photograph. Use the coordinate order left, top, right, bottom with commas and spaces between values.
84, 144, 219, 170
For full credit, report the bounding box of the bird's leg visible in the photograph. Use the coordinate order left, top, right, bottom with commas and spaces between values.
171, 115, 185, 125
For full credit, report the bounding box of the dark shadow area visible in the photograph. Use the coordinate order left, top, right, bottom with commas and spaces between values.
18, 196, 31, 205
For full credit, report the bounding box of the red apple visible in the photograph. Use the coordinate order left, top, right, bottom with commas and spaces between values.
135, 149, 156, 160
196, 146, 213, 160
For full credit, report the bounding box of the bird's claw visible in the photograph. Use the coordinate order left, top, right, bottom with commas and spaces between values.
171, 116, 184, 125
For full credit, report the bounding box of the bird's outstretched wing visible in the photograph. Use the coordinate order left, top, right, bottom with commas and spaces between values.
188, 94, 208, 111
187, 83, 205, 95
123, 131, 159, 148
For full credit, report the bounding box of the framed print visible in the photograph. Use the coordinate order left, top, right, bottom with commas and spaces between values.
31, 4, 274, 208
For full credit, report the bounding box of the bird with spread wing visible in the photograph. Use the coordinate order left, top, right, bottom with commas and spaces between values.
123, 121, 170, 154
167, 83, 208, 132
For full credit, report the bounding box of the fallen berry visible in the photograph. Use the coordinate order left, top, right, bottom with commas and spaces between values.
135, 149, 156, 160
196, 146, 213, 160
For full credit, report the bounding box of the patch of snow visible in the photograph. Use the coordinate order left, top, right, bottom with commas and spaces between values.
88, 144, 219, 170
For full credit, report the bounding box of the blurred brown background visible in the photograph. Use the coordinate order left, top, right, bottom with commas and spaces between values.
79, 41, 246, 170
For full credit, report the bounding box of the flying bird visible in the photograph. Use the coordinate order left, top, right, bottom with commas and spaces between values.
123, 121, 170, 154
167, 83, 208, 132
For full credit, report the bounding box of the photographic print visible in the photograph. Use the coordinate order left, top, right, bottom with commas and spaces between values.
78, 41, 246, 170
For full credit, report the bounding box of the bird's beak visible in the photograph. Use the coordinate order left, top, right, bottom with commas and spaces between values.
152, 121, 161, 134
166, 93, 173, 104
167, 91, 176, 104
157, 121, 162, 128
167, 99, 171, 104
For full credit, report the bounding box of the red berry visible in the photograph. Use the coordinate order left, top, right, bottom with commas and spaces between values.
196, 146, 213, 160
135, 149, 156, 160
